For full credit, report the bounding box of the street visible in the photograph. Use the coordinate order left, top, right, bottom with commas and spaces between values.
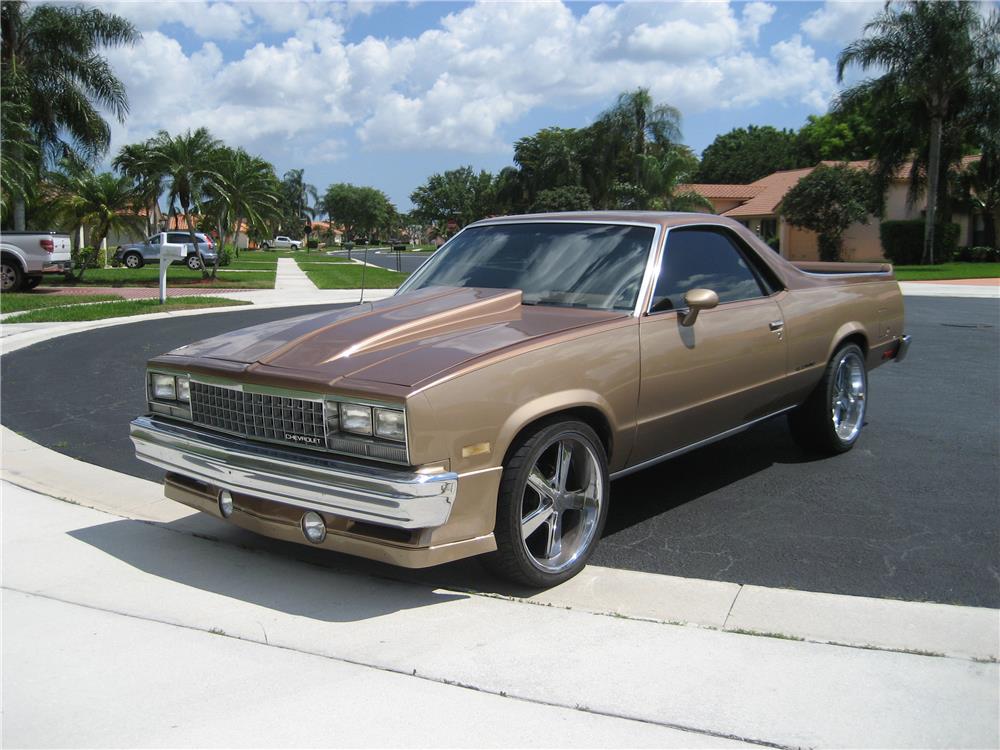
2, 296, 997, 606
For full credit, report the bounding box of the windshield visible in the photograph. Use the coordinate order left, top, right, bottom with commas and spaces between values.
401, 222, 655, 311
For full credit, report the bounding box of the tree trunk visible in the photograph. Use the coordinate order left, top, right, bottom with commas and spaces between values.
923, 115, 944, 264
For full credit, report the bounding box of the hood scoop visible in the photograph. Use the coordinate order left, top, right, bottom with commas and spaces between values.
319, 288, 523, 363
253, 287, 524, 369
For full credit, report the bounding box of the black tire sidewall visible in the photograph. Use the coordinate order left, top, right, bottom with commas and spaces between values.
493, 420, 610, 587
124, 253, 143, 269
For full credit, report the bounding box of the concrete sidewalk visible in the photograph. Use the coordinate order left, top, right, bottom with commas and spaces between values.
3, 482, 997, 749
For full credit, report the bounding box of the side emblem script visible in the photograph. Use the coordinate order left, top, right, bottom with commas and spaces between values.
285, 433, 322, 445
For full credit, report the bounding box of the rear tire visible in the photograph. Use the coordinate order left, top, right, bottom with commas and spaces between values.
186, 254, 203, 271
23, 276, 42, 290
483, 419, 609, 588
788, 343, 867, 454
1, 259, 24, 292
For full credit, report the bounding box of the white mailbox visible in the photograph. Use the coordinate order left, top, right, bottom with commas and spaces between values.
157, 232, 188, 303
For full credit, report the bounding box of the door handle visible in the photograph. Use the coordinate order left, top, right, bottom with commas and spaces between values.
769, 320, 784, 331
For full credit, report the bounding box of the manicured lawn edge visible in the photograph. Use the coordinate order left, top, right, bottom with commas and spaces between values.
5, 296, 250, 323
301, 264, 407, 289
894, 263, 1000, 281
1, 293, 124, 314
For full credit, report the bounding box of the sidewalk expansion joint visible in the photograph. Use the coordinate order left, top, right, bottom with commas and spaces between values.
3, 586, 795, 750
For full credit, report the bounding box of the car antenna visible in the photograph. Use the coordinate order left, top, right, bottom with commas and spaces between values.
359, 244, 368, 304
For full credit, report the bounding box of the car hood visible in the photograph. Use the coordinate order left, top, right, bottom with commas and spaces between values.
161, 286, 626, 388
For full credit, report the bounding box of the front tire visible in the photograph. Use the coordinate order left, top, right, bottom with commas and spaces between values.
788, 343, 868, 454
484, 420, 609, 587
123, 252, 143, 269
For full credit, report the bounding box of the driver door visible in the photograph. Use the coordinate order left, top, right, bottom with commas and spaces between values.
632, 226, 788, 465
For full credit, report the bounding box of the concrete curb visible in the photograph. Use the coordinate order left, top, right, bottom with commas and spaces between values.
3, 423, 996, 662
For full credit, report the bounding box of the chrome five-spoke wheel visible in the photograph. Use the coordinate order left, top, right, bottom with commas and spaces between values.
486, 420, 609, 587
831, 350, 866, 442
521, 436, 604, 574
788, 342, 868, 454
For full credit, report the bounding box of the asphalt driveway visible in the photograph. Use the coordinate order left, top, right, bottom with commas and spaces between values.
2, 297, 997, 606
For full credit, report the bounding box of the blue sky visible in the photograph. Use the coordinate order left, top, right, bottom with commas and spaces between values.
97, 1, 889, 211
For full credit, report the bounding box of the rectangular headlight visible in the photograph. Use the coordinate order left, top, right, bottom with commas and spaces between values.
340, 403, 373, 435
374, 408, 406, 441
151, 373, 176, 400
176, 375, 190, 403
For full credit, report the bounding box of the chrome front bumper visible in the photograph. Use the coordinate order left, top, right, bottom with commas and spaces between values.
129, 415, 457, 529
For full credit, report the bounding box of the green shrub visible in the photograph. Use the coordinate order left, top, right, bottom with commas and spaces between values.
217, 247, 233, 267
71, 245, 104, 269
307, 239, 319, 249
879, 220, 960, 264
955, 245, 1000, 262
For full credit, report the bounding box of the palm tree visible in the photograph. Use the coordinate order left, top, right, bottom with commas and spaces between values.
140, 128, 223, 275
838, 1, 1000, 263
203, 147, 281, 277
113, 142, 164, 236
281, 168, 319, 235
46, 164, 143, 280
1, 1, 139, 230
597, 88, 682, 188
638, 146, 714, 212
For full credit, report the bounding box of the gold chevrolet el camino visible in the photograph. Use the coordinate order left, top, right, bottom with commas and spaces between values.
130, 212, 911, 586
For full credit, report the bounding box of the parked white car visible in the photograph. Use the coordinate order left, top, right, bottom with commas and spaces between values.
260, 236, 301, 250
0, 231, 72, 291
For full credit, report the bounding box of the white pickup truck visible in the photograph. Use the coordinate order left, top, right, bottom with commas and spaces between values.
260, 235, 301, 250
1, 231, 72, 292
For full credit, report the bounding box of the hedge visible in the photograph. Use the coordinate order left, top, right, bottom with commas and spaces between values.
880, 220, 960, 264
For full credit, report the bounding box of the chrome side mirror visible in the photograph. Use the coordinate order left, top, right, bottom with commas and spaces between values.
680, 288, 719, 327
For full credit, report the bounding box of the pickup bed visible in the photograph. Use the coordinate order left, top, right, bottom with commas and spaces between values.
1, 231, 72, 292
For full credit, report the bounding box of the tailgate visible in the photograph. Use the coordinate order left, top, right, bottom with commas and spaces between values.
51, 235, 71, 262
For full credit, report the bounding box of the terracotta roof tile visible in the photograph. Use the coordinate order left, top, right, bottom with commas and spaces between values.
677, 183, 761, 199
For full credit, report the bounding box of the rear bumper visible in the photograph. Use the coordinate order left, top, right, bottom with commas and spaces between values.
39, 260, 71, 274
129, 415, 458, 529
894, 334, 912, 363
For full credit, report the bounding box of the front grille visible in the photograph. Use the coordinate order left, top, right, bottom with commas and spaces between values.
190, 382, 325, 449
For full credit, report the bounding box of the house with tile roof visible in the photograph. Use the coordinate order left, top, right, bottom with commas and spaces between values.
681, 155, 984, 262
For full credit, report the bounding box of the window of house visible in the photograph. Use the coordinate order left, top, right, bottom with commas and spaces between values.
650, 227, 767, 312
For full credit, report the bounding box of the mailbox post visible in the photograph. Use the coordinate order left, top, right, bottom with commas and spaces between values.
158, 232, 187, 304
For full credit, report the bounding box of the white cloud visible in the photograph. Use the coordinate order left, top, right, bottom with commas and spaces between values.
102, 0, 837, 167
801, 1, 880, 44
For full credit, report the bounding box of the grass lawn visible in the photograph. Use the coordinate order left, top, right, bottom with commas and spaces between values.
5, 296, 249, 323
237, 250, 298, 262
893, 263, 1000, 281
1, 292, 123, 314
302, 264, 408, 289
42, 267, 275, 289
224, 259, 278, 270
294, 256, 352, 265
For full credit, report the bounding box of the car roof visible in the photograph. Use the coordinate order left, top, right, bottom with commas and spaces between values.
467, 211, 740, 230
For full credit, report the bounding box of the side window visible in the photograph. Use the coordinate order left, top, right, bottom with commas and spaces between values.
650, 228, 765, 312
168, 232, 189, 244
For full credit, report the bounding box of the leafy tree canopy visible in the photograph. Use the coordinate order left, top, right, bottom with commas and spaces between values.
323, 183, 394, 241
779, 164, 876, 261
695, 125, 807, 184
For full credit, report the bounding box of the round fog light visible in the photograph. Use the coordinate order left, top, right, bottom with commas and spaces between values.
301, 511, 326, 544
218, 490, 234, 518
